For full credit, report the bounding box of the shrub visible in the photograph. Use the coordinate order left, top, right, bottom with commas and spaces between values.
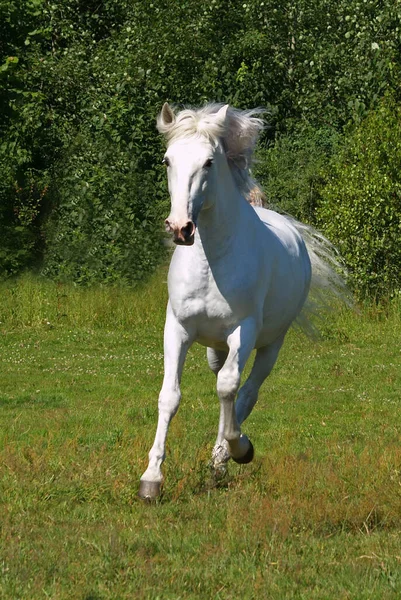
42, 131, 166, 285
316, 98, 401, 299
1, 0, 400, 283
255, 126, 340, 222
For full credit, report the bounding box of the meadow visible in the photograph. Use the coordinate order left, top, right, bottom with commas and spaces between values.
1, 268, 401, 599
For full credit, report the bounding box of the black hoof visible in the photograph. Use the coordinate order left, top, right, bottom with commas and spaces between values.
232, 440, 254, 464
138, 480, 162, 501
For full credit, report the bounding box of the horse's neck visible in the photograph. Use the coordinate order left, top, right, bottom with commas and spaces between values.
196, 168, 246, 259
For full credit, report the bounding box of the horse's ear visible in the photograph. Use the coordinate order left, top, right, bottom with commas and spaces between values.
160, 102, 175, 126
157, 102, 176, 136
215, 104, 229, 125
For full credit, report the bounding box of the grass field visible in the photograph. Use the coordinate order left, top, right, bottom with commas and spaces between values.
1, 269, 401, 599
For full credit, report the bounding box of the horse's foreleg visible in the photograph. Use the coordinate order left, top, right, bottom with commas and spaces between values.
235, 335, 285, 426
139, 304, 193, 500
216, 319, 257, 464
206, 348, 231, 470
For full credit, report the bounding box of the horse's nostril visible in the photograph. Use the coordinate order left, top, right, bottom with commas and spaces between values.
165, 219, 173, 232
181, 221, 195, 239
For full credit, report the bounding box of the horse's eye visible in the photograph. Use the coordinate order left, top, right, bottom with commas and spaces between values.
162, 157, 170, 167
204, 158, 213, 168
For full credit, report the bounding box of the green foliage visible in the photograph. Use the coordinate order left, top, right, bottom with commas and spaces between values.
42, 132, 165, 285
0, 165, 48, 275
0, 0, 57, 274
255, 126, 340, 221
227, 0, 401, 128
0, 0, 401, 286
316, 99, 401, 299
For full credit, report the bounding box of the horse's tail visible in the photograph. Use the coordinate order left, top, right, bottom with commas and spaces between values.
288, 217, 354, 338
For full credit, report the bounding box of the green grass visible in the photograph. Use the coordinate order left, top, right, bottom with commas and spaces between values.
1, 270, 401, 599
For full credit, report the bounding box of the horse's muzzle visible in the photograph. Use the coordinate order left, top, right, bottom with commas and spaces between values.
165, 219, 196, 246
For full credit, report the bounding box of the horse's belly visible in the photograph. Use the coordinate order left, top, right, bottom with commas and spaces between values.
195, 315, 234, 349
197, 337, 229, 351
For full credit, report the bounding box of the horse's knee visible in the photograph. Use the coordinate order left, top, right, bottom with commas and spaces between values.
217, 368, 240, 400
158, 387, 181, 417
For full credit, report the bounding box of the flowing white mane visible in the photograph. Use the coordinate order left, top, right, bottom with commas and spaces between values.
157, 103, 266, 199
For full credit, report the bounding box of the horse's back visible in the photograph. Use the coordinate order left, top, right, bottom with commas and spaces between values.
254, 207, 311, 272
255, 208, 307, 250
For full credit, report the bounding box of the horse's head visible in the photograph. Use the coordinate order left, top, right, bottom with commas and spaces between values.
158, 102, 228, 246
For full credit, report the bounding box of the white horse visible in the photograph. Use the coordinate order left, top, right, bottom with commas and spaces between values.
139, 103, 347, 500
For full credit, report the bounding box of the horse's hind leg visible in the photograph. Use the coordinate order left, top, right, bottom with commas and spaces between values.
207, 347, 228, 377
206, 348, 231, 470
235, 335, 285, 427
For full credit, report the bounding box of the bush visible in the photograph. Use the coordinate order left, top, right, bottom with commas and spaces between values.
0, 162, 49, 276
255, 126, 340, 222
42, 131, 166, 285
316, 98, 401, 299
1, 0, 401, 284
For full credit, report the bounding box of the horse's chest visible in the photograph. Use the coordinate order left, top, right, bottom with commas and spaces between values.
170, 274, 232, 320
169, 260, 258, 340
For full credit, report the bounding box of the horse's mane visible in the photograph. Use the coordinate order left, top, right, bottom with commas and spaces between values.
157, 103, 266, 199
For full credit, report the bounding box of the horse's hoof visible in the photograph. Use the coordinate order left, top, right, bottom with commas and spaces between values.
138, 480, 162, 501
212, 463, 228, 481
212, 442, 231, 467
232, 440, 254, 464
